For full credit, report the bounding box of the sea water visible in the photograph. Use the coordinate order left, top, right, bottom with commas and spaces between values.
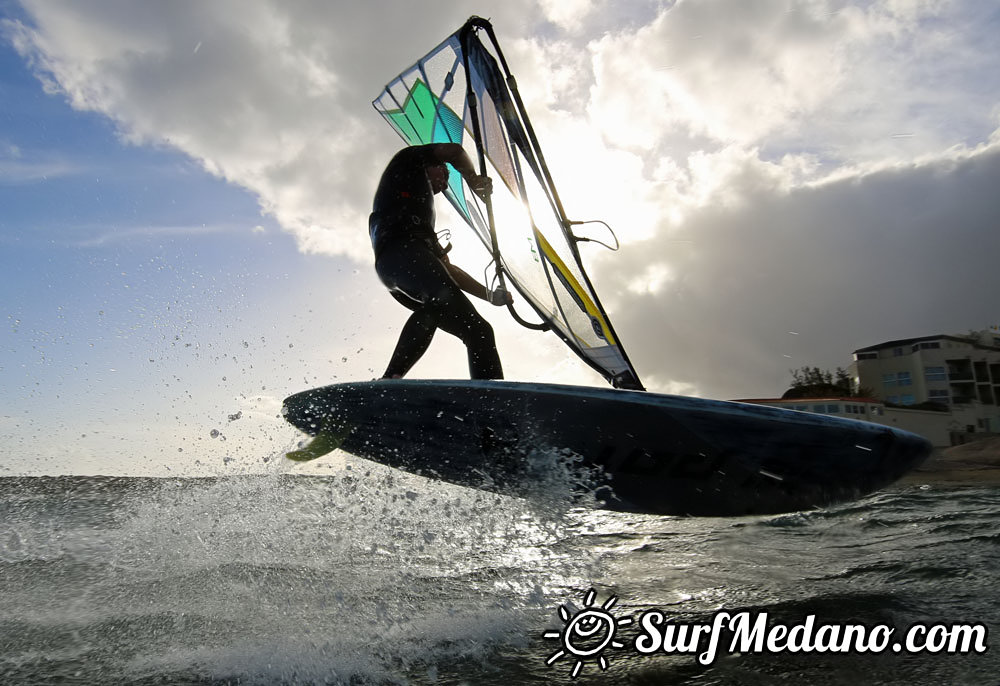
1, 459, 997, 685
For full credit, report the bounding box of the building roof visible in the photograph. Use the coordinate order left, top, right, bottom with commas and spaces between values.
853, 334, 999, 354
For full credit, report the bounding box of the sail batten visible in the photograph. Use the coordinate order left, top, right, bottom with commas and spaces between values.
373, 17, 643, 390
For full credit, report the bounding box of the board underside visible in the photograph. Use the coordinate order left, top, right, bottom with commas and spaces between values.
282, 380, 932, 517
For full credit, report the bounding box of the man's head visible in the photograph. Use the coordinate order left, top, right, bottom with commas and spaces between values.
426, 163, 449, 194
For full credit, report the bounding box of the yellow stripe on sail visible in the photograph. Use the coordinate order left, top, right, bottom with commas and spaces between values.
533, 228, 616, 346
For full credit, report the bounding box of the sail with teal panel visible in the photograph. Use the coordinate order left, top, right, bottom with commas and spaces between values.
373, 17, 643, 390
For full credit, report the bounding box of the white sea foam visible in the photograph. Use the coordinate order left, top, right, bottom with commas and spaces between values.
76, 468, 598, 682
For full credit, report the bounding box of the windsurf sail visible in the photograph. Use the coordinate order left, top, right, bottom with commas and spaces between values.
373, 17, 643, 390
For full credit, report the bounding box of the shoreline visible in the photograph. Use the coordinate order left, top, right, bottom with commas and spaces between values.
898, 439, 1000, 486
900, 468, 1000, 486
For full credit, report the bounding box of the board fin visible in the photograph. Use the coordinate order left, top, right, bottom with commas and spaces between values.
285, 422, 352, 462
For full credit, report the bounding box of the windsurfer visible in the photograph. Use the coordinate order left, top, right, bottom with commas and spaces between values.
369, 143, 512, 379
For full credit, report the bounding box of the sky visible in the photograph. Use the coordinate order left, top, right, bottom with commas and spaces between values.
1, 0, 998, 476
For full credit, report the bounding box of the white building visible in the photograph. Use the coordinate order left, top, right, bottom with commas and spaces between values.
738, 328, 1000, 448
733, 396, 956, 447
849, 329, 1000, 439
733, 397, 886, 422
850, 329, 1000, 409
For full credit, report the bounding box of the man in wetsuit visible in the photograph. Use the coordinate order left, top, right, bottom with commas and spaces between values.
369, 143, 512, 380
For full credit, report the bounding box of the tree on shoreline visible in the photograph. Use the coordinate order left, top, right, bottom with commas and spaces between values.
781, 366, 874, 399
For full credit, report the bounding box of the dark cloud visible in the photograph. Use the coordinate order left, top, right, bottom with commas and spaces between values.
607, 144, 1000, 399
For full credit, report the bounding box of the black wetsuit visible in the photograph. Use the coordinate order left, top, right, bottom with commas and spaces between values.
370, 146, 503, 379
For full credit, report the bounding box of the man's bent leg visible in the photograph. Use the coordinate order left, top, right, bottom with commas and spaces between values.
382, 308, 436, 378
375, 240, 502, 379
429, 289, 503, 379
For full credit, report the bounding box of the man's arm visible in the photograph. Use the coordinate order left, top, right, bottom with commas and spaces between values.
429, 143, 476, 177
428, 143, 492, 199
443, 257, 513, 306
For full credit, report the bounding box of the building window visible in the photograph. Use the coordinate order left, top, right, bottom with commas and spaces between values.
919, 341, 941, 350
857, 352, 878, 360
924, 366, 947, 382
893, 347, 904, 356
883, 372, 912, 387
929, 390, 949, 404
887, 395, 899, 404
827, 404, 841, 413
813, 405, 826, 413
901, 394, 915, 405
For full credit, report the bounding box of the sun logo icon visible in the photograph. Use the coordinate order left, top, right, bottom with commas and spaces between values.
544, 588, 633, 678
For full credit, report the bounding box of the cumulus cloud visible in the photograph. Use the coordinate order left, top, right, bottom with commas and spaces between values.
565, 0, 1000, 396
537, 0, 595, 32
588, 0, 1000, 166
4, 0, 533, 260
